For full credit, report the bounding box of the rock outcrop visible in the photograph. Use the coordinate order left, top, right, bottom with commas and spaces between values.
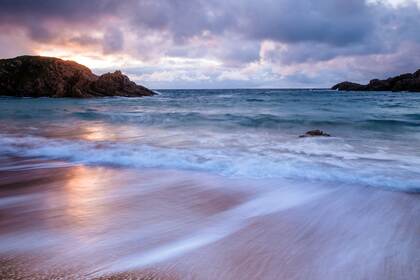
0, 55, 155, 97
332, 69, 420, 92
299, 130, 331, 138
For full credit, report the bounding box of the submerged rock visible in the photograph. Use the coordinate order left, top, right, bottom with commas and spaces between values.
332, 69, 420, 92
299, 130, 331, 138
0, 55, 155, 98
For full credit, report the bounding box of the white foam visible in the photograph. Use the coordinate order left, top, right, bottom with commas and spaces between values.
0, 133, 419, 191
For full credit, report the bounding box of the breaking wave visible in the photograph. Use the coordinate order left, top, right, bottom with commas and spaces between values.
1, 132, 419, 192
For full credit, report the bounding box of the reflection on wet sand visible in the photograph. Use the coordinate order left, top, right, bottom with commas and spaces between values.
0, 157, 420, 279
63, 166, 109, 229
35, 165, 123, 250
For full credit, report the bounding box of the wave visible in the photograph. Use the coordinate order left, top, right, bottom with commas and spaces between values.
68, 111, 352, 130
67, 110, 420, 131
246, 98, 265, 102
403, 113, 420, 120
363, 119, 420, 127
1, 133, 419, 192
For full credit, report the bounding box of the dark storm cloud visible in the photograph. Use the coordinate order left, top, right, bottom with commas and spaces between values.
0, 0, 119, 42
1, 0, 420, 87
121, 0, 373, 46
114, 0, 380, 65
125, 0, 229, 39
0, 0, 118, 19
232, 0, 372, 46
256, 0, 420, 66
0, 0, 374, 46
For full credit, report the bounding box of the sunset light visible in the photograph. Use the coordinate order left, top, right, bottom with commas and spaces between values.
1, 1, 420, 279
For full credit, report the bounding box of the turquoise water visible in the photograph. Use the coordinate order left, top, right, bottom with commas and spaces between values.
1, 89, 420, 191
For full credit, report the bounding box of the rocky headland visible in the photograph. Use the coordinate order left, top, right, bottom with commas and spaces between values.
0, 55, 155, 97
332, 69, 420, 92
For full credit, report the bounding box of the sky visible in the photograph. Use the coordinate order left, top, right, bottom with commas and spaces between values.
0, 0, 420, 89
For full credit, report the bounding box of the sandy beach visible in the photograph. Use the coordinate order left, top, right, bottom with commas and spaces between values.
1, 156, 419, 279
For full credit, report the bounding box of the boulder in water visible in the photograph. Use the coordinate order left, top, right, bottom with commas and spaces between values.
299, 130, 331, 138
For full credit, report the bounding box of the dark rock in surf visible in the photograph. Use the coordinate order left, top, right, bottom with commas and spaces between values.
332, 69, 420, 92
299, 130, 331, 138
0, 55, 155, 98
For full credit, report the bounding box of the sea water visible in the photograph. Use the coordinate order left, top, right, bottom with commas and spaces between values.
1, 89, 420, 278
0, 89, 420, 192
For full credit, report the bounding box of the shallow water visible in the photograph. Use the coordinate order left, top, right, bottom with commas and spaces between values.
0, 159, 419, 279
1, 89, 420, 191
0, 90, 420, 279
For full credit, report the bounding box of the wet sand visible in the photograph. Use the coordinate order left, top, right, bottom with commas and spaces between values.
0, 156, 419, 279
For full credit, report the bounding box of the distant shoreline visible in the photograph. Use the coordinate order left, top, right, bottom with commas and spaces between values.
332, 69, 420, 92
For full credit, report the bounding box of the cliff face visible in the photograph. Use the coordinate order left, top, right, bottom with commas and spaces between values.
0, 56, 155, 97
332, 70, 420, 92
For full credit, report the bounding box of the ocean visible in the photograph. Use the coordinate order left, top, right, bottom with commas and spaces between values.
0, 89, 420, 279
1, 89, 420, 191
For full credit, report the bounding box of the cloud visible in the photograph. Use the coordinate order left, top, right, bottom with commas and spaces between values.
0, 0, 118, 20
233, 0, 372, 46
103, 27, 124, 54
0, 0, 420, 88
